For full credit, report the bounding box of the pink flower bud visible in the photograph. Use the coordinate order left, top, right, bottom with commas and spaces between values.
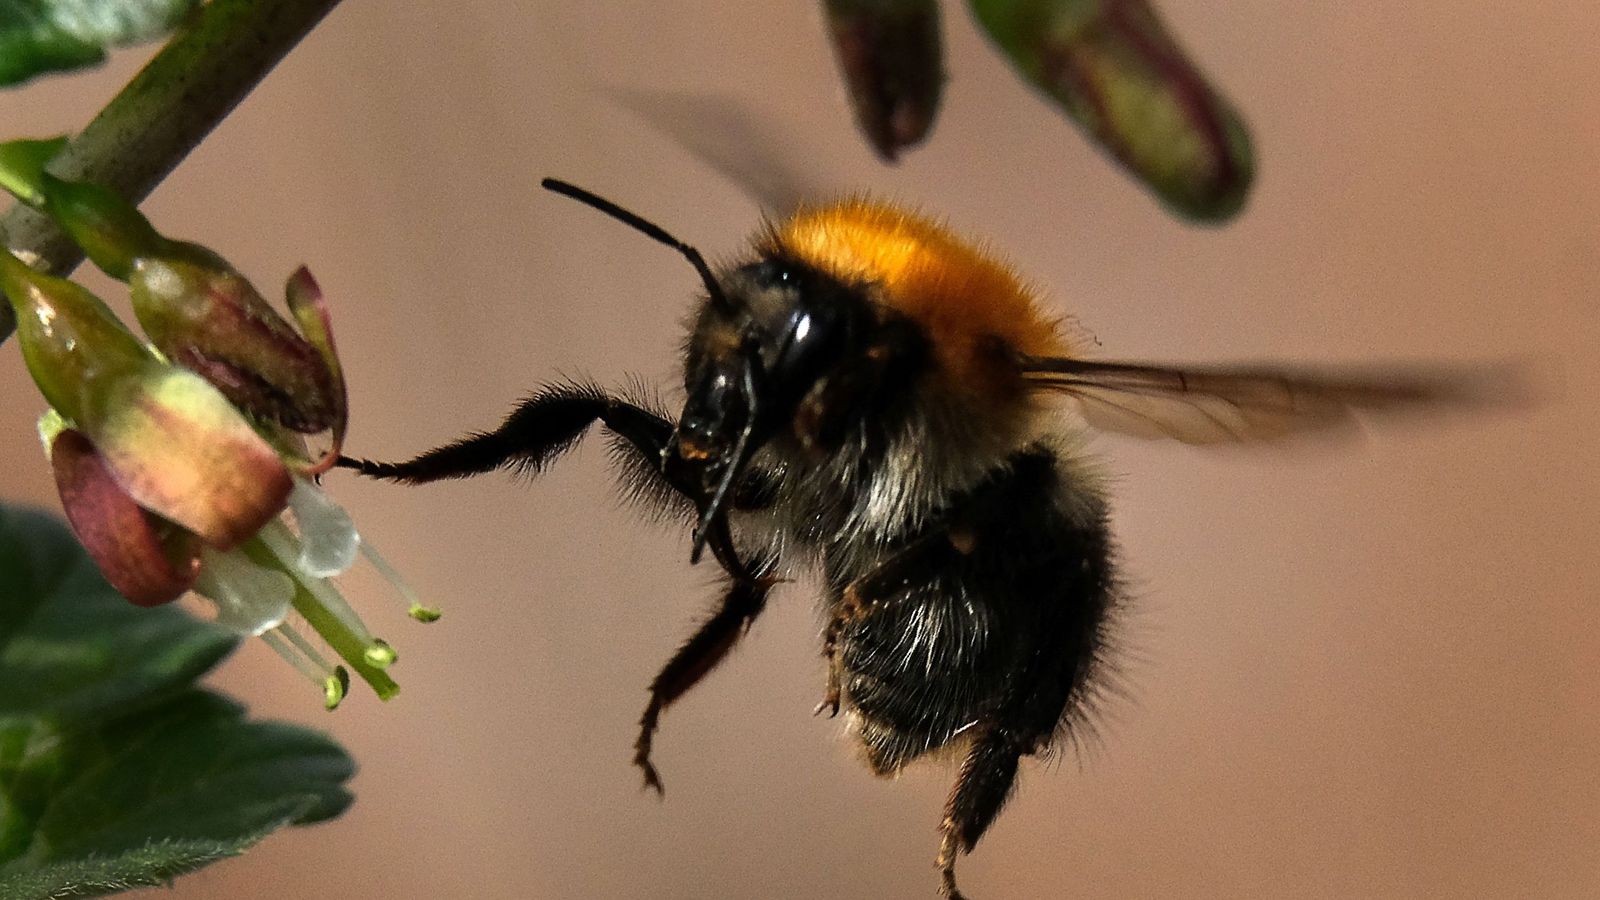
50, 428, 201, 607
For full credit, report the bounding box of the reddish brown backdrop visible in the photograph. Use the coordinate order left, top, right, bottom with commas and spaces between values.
0, 2, 1595, 898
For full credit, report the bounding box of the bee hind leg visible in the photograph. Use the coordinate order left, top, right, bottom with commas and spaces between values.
937, 725, 1036, 900
634, 562, 777, 794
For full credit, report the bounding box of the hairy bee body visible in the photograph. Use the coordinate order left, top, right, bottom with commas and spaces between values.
724, 202, 1120, 786
782, 441, 1114, 767
348, 180, 1482, 900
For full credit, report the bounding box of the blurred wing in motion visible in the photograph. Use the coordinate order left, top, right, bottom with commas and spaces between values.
607, 88, 832, 216
1020, 356, 1518, 444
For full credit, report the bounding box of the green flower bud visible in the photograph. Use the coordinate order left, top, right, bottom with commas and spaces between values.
130, 253, 341, 434
0, 250, 293, 548
971, 0, 1254, 220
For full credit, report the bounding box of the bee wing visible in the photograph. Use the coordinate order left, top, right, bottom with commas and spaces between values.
607, 88, 831, 216
1020, 357, 1514, 444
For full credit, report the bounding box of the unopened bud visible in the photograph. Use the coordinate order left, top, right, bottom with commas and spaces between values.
971, 0, 1254, 220
130, 254, 340, 433
824, 0, 945, 161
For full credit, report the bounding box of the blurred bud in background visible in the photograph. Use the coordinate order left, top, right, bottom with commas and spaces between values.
824, 0, 946, 161
822, 0, 1255, 221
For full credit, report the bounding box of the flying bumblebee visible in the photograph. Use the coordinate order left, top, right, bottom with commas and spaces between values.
340, 178, 1495, 899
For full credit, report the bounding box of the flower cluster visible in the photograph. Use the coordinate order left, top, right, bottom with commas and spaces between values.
0, 138, 435, 708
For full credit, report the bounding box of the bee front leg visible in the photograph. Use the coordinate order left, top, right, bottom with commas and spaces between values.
337, 380, 675, 485
338, 381, 783, 793
634, 559, 777, 794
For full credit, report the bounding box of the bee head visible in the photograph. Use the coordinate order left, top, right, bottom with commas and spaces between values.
670, 258, 870, 560
536, 179, 877, 564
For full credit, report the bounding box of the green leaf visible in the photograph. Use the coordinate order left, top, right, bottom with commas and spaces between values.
0, 504, 356, 897
0, 836, 269, 900
0, 137, 66, 207
0, 505, 235, 722
0, 0, 202, 87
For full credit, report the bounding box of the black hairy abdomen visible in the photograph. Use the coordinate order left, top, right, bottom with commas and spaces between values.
833, 448, 1115, 773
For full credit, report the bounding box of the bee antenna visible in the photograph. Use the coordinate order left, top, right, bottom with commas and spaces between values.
540, 177, 733, 313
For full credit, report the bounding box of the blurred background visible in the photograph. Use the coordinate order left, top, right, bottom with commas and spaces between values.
1, 1, 1597, 898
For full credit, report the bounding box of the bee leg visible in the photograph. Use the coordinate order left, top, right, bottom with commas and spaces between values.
634, 562, 777, 794
937, 638, 1078, 899
816, 530, 967, 716
937, 725, 1032, 900
337, 380, 789, 789
814, 608, 846, 717
337, 381, 675, 484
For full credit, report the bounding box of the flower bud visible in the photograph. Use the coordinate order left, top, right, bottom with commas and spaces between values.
824, 0, 945, 161
130, 253, 340, 433
0, 251, 293, 548
971, 0, 1254, 220
50, 427, 201, 607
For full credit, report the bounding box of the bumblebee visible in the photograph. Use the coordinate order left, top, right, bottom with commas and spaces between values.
342, 179, 1487, 899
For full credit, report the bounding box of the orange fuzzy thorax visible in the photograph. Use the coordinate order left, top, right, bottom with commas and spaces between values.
763, 200, 1069, 394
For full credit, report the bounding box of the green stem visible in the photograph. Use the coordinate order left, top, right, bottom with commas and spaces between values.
0, 0, 346, 345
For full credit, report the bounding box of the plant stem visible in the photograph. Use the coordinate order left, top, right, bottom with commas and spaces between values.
0, 0, 346, 345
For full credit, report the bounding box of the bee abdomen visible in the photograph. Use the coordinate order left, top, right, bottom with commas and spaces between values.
834, 445, 1118, 773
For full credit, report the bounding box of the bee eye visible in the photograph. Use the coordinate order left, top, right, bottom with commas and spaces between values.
751, 261, 799, 290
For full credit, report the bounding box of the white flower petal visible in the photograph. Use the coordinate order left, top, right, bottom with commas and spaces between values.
194, 546, 294, 636
257, 518, 373, 643
287, 477, 360, 577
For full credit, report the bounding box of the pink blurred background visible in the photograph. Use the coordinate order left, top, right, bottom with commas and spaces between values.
1, 2, 1597, 898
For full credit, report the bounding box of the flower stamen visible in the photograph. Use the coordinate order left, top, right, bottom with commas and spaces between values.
261, 625, 349, 710
250, 521, 398, 700
358, 539, 441, 623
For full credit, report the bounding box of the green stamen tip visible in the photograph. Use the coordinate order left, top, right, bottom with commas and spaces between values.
408, 604, 442, 623
323, 666, 350, 711
363, 639, 397, 669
